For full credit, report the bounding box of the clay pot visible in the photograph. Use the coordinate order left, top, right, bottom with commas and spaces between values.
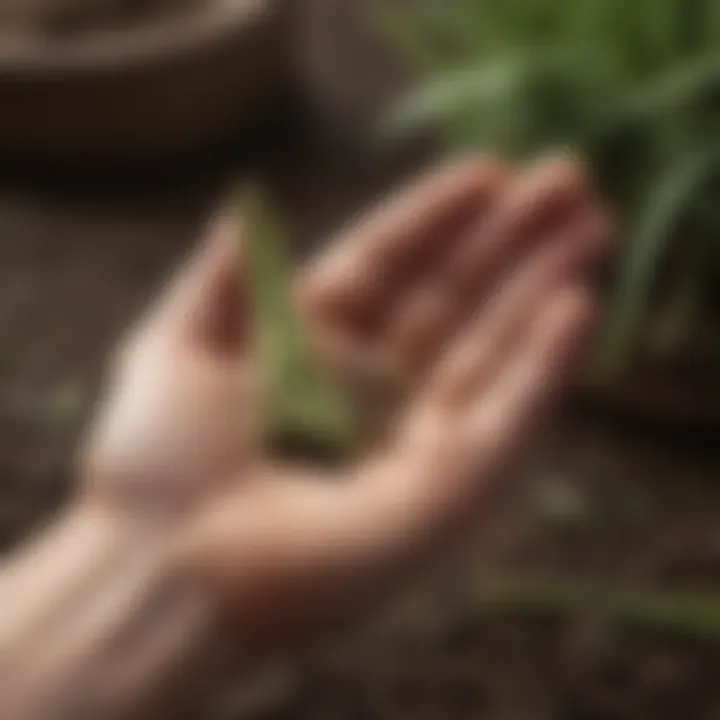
0, 0, 295, 161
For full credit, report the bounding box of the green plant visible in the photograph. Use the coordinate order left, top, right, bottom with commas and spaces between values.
235, 185, 359, 461
379, 0, 720, 374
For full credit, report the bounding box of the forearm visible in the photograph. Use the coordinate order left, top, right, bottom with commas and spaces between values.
0, 502, 236, 720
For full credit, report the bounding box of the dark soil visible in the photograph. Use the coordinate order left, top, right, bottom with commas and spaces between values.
0, 1, 719, 719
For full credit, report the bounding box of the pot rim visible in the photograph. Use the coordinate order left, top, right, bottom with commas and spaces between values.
0, 0, 277, 77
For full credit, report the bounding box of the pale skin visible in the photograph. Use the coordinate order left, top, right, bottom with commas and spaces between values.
0, 155, 611, 719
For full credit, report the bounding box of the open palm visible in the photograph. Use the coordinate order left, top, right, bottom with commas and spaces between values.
82, 155, 610, 660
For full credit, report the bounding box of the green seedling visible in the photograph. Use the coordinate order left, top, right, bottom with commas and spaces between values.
233, 183, 359, 463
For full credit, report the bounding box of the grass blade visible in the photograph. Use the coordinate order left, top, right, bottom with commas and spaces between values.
598, 145, 720, 372
476, 578, 720, 641
380, 57, 524, 139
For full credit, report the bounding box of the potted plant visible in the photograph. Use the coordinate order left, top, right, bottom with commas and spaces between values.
378, 0, 720, 431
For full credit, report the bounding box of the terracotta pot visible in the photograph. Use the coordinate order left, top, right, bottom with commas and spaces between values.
0, 0, 295, 161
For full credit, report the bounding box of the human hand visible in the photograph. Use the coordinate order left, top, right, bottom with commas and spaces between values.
80, 154, 611, 662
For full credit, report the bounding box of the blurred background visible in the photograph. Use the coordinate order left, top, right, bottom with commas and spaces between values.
0, 0, 719, 718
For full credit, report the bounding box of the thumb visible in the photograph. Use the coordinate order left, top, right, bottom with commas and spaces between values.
150, 212, 249, 358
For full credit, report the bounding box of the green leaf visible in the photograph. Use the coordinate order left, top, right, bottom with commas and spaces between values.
703, 0, 720, 48
381, 58, 523, 138
612, 51, 720, 127
382, 47, 615, 150
599, 145, 720, 371
373, 3, 452, 74
237, 184, 358, 462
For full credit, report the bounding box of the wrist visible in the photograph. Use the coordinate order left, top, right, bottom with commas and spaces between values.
0, 500, 238, 720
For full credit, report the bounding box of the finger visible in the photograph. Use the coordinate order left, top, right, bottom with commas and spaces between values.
144, 213, 248, 358
299, 157, 509, 335
465, 285, 596, 455
385, 154, 598, 374
445, 153, 595, 293
428, 212, 610, 404
382, 280, 456, 378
